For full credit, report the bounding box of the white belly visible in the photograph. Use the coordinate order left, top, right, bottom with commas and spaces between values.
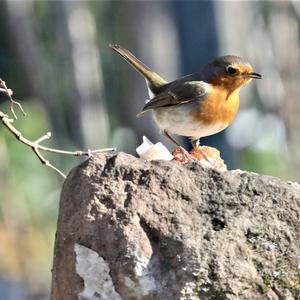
153, 105, 228, 140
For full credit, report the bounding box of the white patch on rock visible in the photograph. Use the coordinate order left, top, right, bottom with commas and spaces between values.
122, 250, 158, 297
136, 136, 173, 161
74, 243, 122, 300
134, 254, 157, 296
180, 281, 199, 299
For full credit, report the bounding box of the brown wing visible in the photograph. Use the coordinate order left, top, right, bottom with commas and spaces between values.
137, 81, 209, 117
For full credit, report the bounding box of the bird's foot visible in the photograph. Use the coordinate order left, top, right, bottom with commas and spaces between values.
172, 146, 196, 163
172, 145, 227, 170
190, 146, 227, 170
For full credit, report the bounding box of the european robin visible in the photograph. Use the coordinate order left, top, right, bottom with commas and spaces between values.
110, 44, 261, 159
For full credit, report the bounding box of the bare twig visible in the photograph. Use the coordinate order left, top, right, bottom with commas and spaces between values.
0, 78, 26, 119
0, 79, 116, 178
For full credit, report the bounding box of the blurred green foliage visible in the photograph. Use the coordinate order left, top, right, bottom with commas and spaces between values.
239, 150, 288, 180
0, 100, 61, 297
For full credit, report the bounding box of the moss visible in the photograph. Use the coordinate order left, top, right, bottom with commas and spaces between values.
289, 271, 300, 298
257, 283, 269, 295
253, 256, 300, 298
262, 272, 272, 288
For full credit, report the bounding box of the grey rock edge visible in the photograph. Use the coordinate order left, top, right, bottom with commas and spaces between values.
50, 153, 300, 300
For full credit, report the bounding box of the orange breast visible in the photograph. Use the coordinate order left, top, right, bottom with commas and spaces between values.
191, 86, 240, 125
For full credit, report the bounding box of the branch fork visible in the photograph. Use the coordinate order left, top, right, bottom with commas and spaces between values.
0, 78, 115, 178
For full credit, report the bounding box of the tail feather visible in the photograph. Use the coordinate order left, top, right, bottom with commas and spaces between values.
109, 44, 167, 89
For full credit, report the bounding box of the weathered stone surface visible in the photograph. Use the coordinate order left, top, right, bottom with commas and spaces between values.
51, 153, 300, 300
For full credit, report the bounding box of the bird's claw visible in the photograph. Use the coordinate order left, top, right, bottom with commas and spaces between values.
172, 146, 196, 163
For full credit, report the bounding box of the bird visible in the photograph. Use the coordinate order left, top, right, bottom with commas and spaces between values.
109, 44, 261, 159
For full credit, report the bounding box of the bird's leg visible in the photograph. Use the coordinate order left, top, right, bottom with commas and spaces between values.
163, 130, 182, 147
191, 139, 213, 165
191, 139, 200, 149
163, 130, 195, 162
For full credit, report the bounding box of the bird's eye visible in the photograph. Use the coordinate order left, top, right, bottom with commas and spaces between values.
226, 66, 237, 75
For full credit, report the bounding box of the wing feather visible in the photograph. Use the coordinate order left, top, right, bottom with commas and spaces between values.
137, 81, 208, 117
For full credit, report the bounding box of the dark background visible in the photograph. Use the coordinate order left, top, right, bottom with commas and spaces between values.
0, 1, 299, 299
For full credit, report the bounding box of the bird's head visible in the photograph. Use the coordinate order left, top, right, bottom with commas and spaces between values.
202, 55, 262, 91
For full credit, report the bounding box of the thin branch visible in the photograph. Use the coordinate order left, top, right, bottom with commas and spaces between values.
0, 112, 66, 177
0, 79, 116, 178
34, 132, 52, 144
0, 78, 26, 119
35, 147, 67, 178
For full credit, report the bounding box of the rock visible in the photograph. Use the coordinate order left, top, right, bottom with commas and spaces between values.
50, 153, 300, 300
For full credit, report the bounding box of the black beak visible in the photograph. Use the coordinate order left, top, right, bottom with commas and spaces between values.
245, 72, 262, 79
